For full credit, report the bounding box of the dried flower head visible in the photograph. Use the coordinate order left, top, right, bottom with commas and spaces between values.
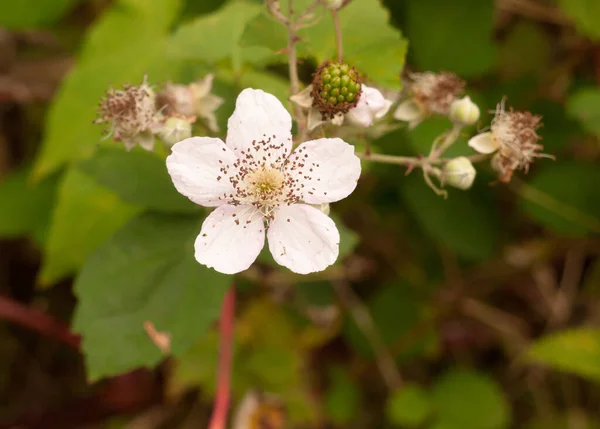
468, 101, 553, 182
394, 71, 465, 128
94, 76, 163, 151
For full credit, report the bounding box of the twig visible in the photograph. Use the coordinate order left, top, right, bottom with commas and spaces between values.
0, 295, 81, 349
332, 10, 343, 62
208, 286, 236, 429
332, 280, 403, 390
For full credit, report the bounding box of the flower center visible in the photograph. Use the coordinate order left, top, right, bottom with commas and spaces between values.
245, 167, 285, 203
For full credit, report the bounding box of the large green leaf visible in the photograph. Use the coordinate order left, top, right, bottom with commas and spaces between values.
0, 0, 81, 29
432, 369, 510, 429
298, 0, 408, 87
526, 328, 600, 383
0, 168, 58, 244
386, 384, 432, 428
406, 0, 495, 77
558, 0, 600, 40
519, 162, 600, 236
400, 176, 498, 261
39, 168, 140, 286
32, 0, 182, 180
78, 147, 199, 213
73, 212, 231, 381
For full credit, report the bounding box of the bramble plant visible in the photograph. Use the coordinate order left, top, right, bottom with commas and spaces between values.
4, 0, 600, 427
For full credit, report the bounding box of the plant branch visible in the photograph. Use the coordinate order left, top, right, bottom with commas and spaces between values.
0, 295, 81, 349
332, 280, 403, 390
208, 286, 236, 429
332, 10, 343, 62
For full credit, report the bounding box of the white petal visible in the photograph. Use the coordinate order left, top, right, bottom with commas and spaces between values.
331, 112, 345, 126
190, 74, 215, 99
284, 138, 361, 204
307, 108, 326, 131
468, 132, 499, 154
195, 204, 265, 274
196, 93, 224, 132
167, 137, 237, 207
290, 85, 314, 109
393, 99, 424, 122
226, 88, 292, 163
346, 85, 391, 127
267, 204, 339, 274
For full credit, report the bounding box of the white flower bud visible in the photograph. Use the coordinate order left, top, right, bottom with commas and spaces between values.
449, 96, 480, 126
158, 117, 192, 147
442, 156, 476, 190
322, 0, 344, 10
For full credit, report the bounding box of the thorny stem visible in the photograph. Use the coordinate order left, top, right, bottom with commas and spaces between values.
430, 124, 463, 159
332, 10, 343, 62
208, 286, 236, 429
332, 280, 403, 391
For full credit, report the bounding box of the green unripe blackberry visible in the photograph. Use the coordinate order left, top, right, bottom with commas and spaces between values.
311, 61, 362, 119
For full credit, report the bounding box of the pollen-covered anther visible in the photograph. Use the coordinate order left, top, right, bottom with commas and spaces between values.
409, 71, 465, 115
311, 60, 362, 119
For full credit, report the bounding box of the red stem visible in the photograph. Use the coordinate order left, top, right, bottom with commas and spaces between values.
208, 285, 236, 429
0, 295, 81, 349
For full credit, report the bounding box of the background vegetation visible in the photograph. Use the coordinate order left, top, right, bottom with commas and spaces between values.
0, 0, 599, 427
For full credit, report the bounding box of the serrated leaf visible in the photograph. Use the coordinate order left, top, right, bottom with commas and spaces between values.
78, 147, 199, 213
526, 328, 600, 382
432, 369, 510, 429
32, 0, 182, 180
566, 87, 600, 137
519, 162, 600, 236
0, 167, 58, 244
400, 175, 498, 261
0, 0, 81, 29
73, 212, 231, 381
558, 0, 600, 40
298, 0, 407, 87
166, 1, 272, 71
406, 0, 495, 77
386, 384, 432, 428
39, 168, 140, 286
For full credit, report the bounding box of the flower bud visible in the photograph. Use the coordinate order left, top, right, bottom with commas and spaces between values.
322, 0, 344, 9
311, 61, 362, 119
442, 156, 476, 190
449, 96, 480, 126
158, 117, 192, 147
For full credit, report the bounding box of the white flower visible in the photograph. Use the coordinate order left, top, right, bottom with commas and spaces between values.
167, 89, 361, 275
290, 84, 392, 131
468, 101, 551, 182
157, 74, 224, 132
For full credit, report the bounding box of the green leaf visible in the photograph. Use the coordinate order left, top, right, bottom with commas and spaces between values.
558, 0, 600, 40
166, 1, 267, 71
406, 0, 495, 77
240, 11, 288, 52
0, 168, 58, 244
386, 384, 432, 427
324, 367, 361, 425
73, 212, 231, 381
299, 0, 408, 87
566, 87, 600, 137
32, 0, 182, 180
39, 168, 139, 286
78, 147, 199, 213
0, 0, 81, 29
432, 369, 510, 429
498, 22, 551, 79
519, 162, 600, 236
400, 176, 498, 261
526, 328, 600, 382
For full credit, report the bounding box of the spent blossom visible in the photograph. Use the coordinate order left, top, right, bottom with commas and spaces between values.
394, 71, 465, 129
94, 76, 163, 151
156, 74, 224, 133
468, 101, 552, 182
167, 88, 361, 275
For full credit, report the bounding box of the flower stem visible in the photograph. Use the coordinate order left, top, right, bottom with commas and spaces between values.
208, 286, 236, 429
332, 10, 343, 61
430, 124, 463, 159
356, 152, 436, 167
